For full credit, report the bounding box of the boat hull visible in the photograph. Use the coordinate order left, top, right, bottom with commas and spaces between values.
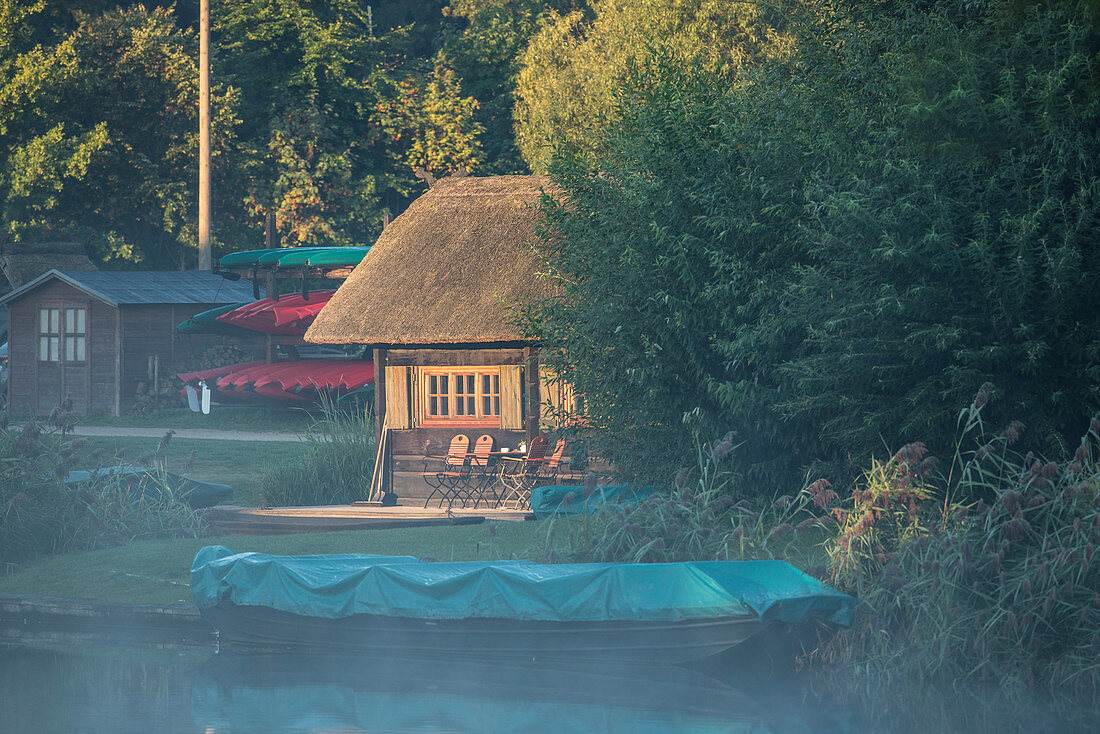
201, 602, 766, 664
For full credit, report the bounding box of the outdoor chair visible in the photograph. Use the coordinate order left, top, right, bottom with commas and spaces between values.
462, 434, 498, 508
421, 434, 470, 508
498, 434, 549, 510
536, 439, 568, 484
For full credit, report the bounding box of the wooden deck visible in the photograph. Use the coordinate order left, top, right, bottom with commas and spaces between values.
208, 503, 535, 535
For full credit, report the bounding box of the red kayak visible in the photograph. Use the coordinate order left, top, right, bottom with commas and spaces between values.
215, 292, 336, 335
211, 359, 374, 404
177, 361, 266, 386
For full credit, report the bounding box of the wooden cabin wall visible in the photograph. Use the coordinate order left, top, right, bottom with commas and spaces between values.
6, 280, 116, 415
382, 347, 530, 455
117, 303, 244, 405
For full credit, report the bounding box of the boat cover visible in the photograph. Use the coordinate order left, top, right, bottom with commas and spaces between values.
191, 546, 855, 626
66, 467, 233, 508
529, 484, 657, 519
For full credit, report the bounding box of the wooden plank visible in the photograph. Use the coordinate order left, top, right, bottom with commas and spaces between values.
384, 366, 411, 429
385, 348, 525, 367
499, 365, 523, 430
524, 347, 540, 441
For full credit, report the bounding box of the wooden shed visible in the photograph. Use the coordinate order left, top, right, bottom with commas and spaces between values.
304, 175, 573, 499
0, 269, 256, 416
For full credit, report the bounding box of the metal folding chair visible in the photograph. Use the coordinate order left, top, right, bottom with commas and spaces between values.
498, 435, 549, 510
462, 434, 498, 508
421, 434, 470, 508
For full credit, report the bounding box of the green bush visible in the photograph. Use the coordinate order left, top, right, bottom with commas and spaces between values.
540, 432, 830, 567
1, 421, 207, 569
526, 0, 1100, 495
258, 404, 376, 507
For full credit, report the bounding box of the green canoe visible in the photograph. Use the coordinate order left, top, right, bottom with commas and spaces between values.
177, 303, 254, 335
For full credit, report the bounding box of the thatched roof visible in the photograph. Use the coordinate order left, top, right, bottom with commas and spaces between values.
0, 242, 97, 290
305, 175, 559, 347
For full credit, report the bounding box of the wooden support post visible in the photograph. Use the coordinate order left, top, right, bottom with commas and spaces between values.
370, 348, 390, 499
524, 346, 540, 442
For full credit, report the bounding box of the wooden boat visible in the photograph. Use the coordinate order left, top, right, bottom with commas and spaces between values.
191, 547, 854, 663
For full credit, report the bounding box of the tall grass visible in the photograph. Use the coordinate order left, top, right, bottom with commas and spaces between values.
1, 418, 207, 570
821, 398, 1100, 703
539, 392, 1100, 706
258, 400, 376, 507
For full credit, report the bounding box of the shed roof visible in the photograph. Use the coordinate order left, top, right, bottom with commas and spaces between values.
0, 241, 97, 289
0, 269, 256, 307
304, 175, 559, 347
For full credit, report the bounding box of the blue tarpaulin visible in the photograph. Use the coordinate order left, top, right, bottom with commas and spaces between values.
529, 484, 657, 518
191, 546, 855, 627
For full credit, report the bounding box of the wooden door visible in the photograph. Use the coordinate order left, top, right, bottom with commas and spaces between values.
34, 303, 90, 414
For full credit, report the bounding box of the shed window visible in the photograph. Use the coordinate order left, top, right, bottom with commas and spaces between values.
39, 306, 86, 363
64, 308, 87, 362
421, 367, 502, 425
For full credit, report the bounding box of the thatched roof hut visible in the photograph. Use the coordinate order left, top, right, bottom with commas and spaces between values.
0, 241, 97, 290
305, 175, 557, 347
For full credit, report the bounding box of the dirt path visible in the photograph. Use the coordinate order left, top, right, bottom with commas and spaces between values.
62, 425, 306, 442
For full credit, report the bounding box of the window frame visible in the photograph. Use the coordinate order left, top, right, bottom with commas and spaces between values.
419, 366, 503, 427
38, 304, 88, 364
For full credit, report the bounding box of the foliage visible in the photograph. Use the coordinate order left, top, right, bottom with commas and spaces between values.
545, 397, 1100, 703
541, 432, 832, 566
373, 58, 485, 178
216, 0, 492, 247
1, 419, 206, 569
513, 0, 793, 170
526, 0, 1100, 493
442, 0, 572, 173
259, 401, 377, 507
0, 4, 241, 267
821, 401, 1100, 704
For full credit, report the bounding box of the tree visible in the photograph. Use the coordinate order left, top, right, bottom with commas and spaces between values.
0, 4, 240, 267
513, 0, 793, 172
442, 0, 573, 173
527, 0, 1100, 494
215, 0, 486, 247
373, 59, 484, 178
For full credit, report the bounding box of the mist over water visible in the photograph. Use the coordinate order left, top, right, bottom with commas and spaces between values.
1, 638, 1094, 734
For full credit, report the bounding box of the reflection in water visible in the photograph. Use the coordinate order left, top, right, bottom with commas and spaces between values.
1, 640, 1095, 733
192, 652, 780, 734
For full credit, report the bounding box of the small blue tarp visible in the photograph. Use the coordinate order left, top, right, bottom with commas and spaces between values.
530, 484, 657, 519
191, 546, 855, 627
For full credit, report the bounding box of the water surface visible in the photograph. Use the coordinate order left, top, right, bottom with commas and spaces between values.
0, 640, 1091, 733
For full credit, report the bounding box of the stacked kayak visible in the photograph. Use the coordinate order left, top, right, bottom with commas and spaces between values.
214, 291, 336, 335
216, 246, 371, 272
176, 303, 254, 336
177, 359, 374, 405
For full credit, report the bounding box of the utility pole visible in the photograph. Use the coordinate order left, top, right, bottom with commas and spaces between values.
198, 0, 212, 270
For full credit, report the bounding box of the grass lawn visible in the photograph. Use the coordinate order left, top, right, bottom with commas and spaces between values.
0, 521, 549, 605
72, 436, 308, 508
76, 405, 321, 433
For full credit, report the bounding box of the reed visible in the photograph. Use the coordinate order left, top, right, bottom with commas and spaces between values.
1, 418, 207, 569
823, 399, 1100, 703
258, 398, 376, 507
